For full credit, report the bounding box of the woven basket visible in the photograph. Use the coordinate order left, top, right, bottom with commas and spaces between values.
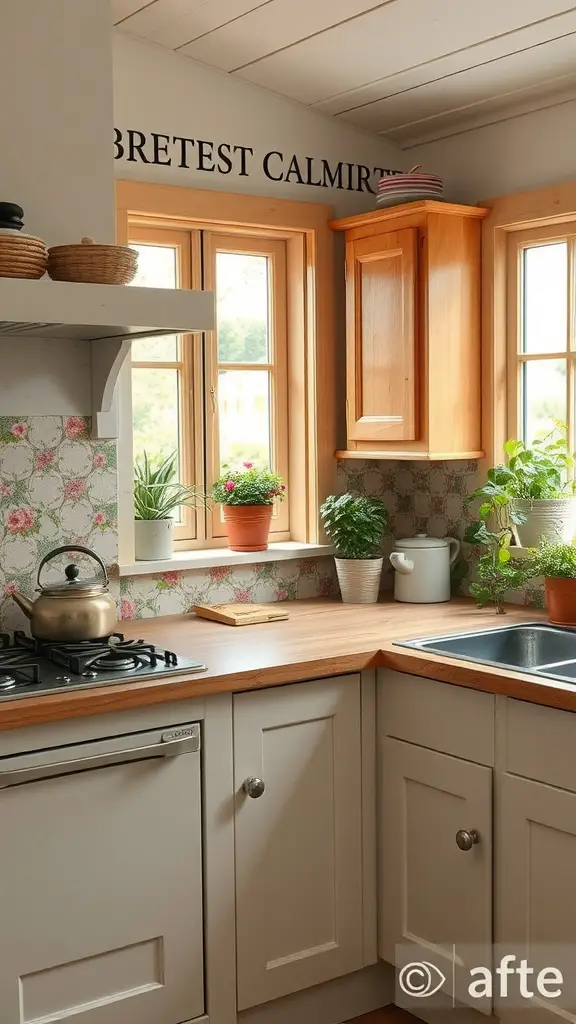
0, 232, 47, 279
47, 236, 138, 285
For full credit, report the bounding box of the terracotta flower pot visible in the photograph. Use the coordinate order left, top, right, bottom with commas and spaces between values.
223, 504, 273, 552
545, 577, 576, 627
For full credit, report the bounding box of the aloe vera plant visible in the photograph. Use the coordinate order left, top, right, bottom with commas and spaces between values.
134, 451, 206, 520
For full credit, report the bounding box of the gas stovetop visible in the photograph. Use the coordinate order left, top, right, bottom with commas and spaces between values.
0, 632, 206, 700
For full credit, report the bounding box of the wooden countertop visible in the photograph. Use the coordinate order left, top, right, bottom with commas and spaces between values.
2, 598, 576, 731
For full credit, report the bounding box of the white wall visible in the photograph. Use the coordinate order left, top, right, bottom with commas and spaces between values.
408, 99, 576, 204
112, 32, 403, 217
0, 0, 115, 415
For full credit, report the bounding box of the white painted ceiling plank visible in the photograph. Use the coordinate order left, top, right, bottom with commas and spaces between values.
179, 0, 389, 73
339, 30, 576, 131
236, 0, 576, 104
112, 0, 159, 23
390, 75, 576, 147
120, 0, 273, 50
313, 7, 576, 115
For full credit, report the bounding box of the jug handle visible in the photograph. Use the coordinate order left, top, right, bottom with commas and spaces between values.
447, 537, 461, 567
390, 552, 415, 575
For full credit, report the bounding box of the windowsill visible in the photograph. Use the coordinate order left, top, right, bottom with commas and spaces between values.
119, 542, 334, 577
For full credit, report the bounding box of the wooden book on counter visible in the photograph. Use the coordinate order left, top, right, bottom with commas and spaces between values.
193, 603, 289, 626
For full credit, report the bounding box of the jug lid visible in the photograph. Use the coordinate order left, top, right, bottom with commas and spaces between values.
40, 563, 107, 596
395, 533, 449, 549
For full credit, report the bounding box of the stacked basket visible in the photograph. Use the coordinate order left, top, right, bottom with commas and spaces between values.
377, 165, 443, 208
0, 202, 47, 279
47, 236, 138, 285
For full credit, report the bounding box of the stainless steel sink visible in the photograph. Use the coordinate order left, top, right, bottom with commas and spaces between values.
396, 623, 576, 684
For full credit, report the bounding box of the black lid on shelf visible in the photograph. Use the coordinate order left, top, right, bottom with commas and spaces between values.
0, 203, 24, 231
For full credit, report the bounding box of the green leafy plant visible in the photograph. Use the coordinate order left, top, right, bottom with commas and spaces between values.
211, 462, 286, 506
320, 493, 388, 559
465, 469, 531, 613
502, 425, 576, 499
134, 451, 206, 520
528, 539, 576, 579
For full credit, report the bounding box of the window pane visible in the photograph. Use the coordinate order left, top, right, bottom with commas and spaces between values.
132, 334, 178, 362
522, 359, 566, 443
132, 367, 180, 466
522, 243, 567, 353
217, 370, 271, 468
216, 252, 269, 363
131, 244, 178, 289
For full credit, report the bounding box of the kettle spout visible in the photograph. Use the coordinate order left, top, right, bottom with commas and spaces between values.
390, 552, 415, 576
11, 591, 34, 619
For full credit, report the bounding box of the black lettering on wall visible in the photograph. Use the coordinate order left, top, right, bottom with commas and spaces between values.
217, 143, 233, 174
285, 155, 304, 184
263, 151, 284, 181
152, 133, 171, 166
172, 136, 196, 169
304, 157, 322, 187
197, 139, 215, 172
234, 145, 253, 176
114, 128, 124, 160
356, 164, 374, 194
127, 129, 150, 164
321, 160, 343, 189
344, 162, 355, 191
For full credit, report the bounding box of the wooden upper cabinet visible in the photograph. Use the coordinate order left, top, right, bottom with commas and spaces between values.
347, 228, 417, 442
332, 201, 488, 461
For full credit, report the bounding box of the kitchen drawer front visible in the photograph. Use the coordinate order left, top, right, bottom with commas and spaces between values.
502, 697, 576, 791
378, 670, 495, 765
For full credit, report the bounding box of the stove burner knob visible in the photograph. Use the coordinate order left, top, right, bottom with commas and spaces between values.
81, 670, 98, 679
55, 675, 72, 684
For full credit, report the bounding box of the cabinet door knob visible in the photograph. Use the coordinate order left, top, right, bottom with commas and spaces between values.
243, 776, 265, 799
456, 829, 479, 851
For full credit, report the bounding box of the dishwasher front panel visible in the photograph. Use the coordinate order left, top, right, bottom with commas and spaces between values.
0, 725, 203, 1024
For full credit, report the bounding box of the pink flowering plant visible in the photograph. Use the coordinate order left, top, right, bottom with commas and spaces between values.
212, 462, 286, 506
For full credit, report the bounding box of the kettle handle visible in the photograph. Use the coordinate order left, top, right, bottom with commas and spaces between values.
447, 537, 461, 567
37, 545, 109, 587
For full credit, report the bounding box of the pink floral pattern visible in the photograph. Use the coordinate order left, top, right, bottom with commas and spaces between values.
35, 451, 55, 471
10, 423, 27, 439
121, 599, 136, 620
93, 452, 107, 468
64, 416, 87, 440
6, 509, 36, 535
64, 479, 86, 501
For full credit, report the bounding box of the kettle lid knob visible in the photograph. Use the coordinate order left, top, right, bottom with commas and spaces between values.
65, 563, 81, 582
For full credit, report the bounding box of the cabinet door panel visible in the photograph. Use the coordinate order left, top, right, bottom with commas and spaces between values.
0, 753, 203, 1024
234, 676, 363, 1009
346, 228, 418, 442
497, 773, 576, 1024
379, 737, 492, 1012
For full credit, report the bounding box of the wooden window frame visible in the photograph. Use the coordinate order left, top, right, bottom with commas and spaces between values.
482, 181, 576, 472
116, 180, 336, 561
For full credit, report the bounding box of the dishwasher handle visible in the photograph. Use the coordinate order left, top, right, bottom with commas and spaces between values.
0, 727, 200, 790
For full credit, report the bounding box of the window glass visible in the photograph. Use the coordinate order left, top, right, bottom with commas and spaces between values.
522, 359, 566, 443
217, 369, 271, 468
216, 252, 269, 363
522, 243, 567, 354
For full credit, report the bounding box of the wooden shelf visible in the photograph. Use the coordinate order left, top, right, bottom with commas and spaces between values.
0, 278, 215, 437
336, 450, 485, 461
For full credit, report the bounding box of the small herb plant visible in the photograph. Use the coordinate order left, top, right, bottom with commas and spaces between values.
134, 451, 206, 520
465, 468, 531, 613
503, 425, 575, 499
212, 463, 286, 506
528, 540, 576, 579
320, 493, 388, 559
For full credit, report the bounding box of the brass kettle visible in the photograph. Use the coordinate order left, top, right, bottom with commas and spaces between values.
11, 545, 117, 642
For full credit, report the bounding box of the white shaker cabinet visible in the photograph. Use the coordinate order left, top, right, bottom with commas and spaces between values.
233, 676, 364, 1010
378, 737, 493, 1010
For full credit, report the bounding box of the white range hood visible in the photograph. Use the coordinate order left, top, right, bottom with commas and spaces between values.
0, 278, 215, 438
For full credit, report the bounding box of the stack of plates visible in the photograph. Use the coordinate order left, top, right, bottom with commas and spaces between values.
377, 166, 443, 208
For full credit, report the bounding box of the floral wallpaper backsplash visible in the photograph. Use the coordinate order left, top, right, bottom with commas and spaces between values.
0, 416, 119, 632
0, 418, 542, 633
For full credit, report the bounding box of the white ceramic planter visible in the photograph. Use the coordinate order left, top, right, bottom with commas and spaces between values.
334, 557, 383, 604
510, 497, 576, 548
134, 519, 174, 561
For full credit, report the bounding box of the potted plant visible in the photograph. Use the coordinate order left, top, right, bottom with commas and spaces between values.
211, 463, 286, 552
501, 427, 576, 547
527, 540, 576, 627
134, 451, 206, 561
465, 470, 532, 613
320, 493, 388, 604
